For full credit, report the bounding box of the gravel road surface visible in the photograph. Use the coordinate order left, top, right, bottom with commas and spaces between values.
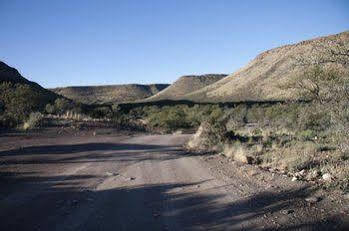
0, 132, 348, 230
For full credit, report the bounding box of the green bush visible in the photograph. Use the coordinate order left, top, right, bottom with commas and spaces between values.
146, 105, 190, 132
141, 104, 227, 132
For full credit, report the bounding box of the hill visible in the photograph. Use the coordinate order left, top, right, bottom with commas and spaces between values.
0, 60, 58, 106
0, 61, 59, 126
182, 31, 349, 102
51, 84, 169, 104
145, 74, 227, 101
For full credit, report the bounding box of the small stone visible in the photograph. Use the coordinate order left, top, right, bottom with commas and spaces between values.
322, 173, 332, 181
291, 176, 298, 182
343, 193, 349, 200
305, 196, 321, 203
105, 172, 113, 176
249, 170, 258, 177
281, 209, 294, 215
299, 169, 306, 176
313, 170, 320, 177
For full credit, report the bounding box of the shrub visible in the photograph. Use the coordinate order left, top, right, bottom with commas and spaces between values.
0, 114, 17, 128
23, 112, 43, 130
297, 129, 316, 141
91, 106, 113, 118
0, 82, 46, 124
45, 103, 55, 114
187, 119, 228, 151
146, 105, 191, 132
54, 98, 73, 114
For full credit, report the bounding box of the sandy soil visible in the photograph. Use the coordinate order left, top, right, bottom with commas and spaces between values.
0, 130, 348, 230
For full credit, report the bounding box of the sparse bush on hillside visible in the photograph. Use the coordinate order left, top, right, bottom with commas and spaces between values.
23, 112, 43, 130
0, 82, 48, 126
54, 98, 74, 114
45, 103, 55, 114
141, 104, 226, 133
182, 73, 348, 190
146, 106, 190, 132
91, 106, 113, 118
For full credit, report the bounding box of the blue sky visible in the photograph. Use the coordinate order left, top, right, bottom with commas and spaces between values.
0, 0, 348, 88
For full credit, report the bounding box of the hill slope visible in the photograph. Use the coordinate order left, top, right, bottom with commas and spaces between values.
51, 84, 169, 104
0, 61, 58, 107
145, 74, 227, 101
184, 31, 349, 102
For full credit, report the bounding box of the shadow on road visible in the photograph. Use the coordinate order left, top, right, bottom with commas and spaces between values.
0, 138, 347, 230
0, 141, 193, 165
0, 171, 345, 231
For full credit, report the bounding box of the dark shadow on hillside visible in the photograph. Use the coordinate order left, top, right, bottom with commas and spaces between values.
0, 171, 346, 231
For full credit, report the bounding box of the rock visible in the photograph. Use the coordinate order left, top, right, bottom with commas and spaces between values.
106, 172, 118, 177
313, 169, 320, 176
249, 170, 258, 177
234, 153, 254, 164
172, 130, 183, 135
291, 176, 298, 182
305, 196, 321, 203
322, 173, 333, 181
299, 169, 307, 176
281, 209, 294, 215
105, 172, 113, 176
343, 193, 349, 200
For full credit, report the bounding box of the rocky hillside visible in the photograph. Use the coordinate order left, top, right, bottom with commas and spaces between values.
51, 84, 169, 104
183, 31, 349, 102
0, 61, 58, 106
145, 74, 227, 101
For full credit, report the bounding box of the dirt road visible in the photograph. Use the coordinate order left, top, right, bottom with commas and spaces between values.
0, 132, 348, 230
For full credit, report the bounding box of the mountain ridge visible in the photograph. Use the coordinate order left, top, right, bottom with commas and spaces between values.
144, 74, 227, 101
51, 83, 170, 104
182, 31, 349, 102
